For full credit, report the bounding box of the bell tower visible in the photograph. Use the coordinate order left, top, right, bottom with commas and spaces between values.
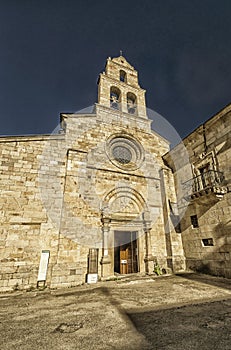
97, 55, 147, 118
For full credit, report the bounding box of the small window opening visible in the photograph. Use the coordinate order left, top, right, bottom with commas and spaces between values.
120, 70, 126, 82
175, 222, 181, 233
110, 86, 121, 110
190, 215, 199, 228
199, 164, 211, 188
202, 238, 214, 246
127, 92, 137, 115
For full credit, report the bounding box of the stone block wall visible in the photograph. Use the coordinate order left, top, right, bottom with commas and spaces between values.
0, 136, 65, 291
0, 54, 188, 291
98, 56, 147, 118
0, 102, 188, 290
58, 109, 179, 276
164, 105, 231, 278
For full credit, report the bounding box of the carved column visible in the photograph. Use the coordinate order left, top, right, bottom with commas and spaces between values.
143, 211, 155, 274
100, 216, 112, 278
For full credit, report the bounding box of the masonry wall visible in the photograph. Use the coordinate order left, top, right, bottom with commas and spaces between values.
164, 105, 231, 278
0, 135, 65, 291
0, 54, 187, 291
0, 131, 105, 291
55, 107, 184, 282
0, 104, 186, 291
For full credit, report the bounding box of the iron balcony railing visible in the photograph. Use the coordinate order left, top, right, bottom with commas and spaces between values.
184, 170, 225, 194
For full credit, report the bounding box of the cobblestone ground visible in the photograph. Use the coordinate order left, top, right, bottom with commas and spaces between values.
0, 273, 231, 350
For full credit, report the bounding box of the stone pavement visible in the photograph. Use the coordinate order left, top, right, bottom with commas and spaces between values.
0, 273, 231, 349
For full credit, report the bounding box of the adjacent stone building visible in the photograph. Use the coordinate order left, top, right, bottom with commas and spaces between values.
0, 55, 230, 291
164, 104, 231, 278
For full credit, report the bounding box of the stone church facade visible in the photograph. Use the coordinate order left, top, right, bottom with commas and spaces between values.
0, 56, 230, 291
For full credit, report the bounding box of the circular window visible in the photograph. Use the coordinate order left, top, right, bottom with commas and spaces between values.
106, 134, 144, 170
112, 146, 132, 164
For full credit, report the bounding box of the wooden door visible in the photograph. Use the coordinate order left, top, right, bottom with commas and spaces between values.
120, 246, 128, 274
114, 231, 138, 274
119, 241, 138, 274
128, 239, 138, 273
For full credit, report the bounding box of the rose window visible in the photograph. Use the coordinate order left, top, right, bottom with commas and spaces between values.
106, 135, 144, 170
112, 146, 132, 164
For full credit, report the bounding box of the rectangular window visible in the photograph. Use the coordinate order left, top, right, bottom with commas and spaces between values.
202, 238, 214, 246
190, 215, 199, 228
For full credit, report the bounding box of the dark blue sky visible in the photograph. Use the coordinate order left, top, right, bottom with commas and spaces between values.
0, 0, 230, 138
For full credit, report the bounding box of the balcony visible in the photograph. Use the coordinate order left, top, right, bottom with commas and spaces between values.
183, 170, 228, 202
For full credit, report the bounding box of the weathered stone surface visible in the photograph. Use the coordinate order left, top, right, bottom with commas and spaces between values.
164, 106, 231, 278
0, 55, 230, 291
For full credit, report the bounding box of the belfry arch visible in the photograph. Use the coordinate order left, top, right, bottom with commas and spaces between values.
127, 92, 137, 115
110, 86, 121, 110
97, 55, 147, 118
119, 69, 127, 82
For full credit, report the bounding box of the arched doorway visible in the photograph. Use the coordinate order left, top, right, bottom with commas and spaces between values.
100, 187, 152, 276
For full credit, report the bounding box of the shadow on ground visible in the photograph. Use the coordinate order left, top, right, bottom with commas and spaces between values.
176, 272, 231, 291
1, 273, 231, 350
126, 298, 231, 350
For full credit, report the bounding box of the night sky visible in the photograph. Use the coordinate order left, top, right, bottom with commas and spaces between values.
0, 0, 230, 139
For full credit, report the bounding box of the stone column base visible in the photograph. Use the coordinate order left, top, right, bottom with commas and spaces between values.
100, 256, 112, 278
144, 255, 157, 274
